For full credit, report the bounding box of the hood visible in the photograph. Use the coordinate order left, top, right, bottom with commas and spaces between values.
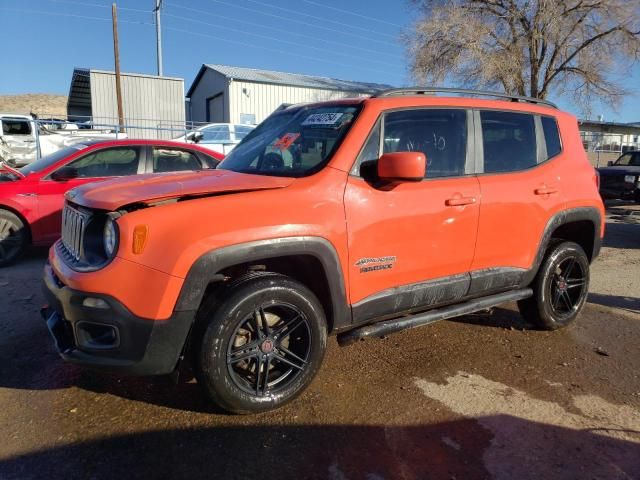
67, 169, 295, 211
597, 165, 640, 175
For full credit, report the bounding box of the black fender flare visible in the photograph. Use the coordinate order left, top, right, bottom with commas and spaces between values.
174, 236, 352, 332
520, 206, 602, 286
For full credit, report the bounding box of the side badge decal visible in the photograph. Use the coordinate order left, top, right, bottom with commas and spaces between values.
355, 256, 396, 273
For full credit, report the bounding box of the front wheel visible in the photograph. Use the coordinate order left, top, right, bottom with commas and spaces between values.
195, 274, 327, 414
518, 241, 590, 330
0, 210, 28, 267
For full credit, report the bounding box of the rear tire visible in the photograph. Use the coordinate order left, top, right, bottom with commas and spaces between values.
0, 210, 28, 267
518, 241, 590, 330
194, 273, 327, 414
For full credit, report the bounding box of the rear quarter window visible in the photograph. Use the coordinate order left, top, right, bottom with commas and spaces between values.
541, 116, 562, 159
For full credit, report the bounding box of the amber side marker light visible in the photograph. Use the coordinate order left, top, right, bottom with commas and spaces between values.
132, 225, 149, 254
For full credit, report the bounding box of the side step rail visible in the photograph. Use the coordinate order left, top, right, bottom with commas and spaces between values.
337, 288, 533, 346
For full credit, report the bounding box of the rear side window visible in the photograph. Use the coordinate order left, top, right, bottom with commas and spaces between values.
382, 109, 467, 178
481, 111, 536, 173
541, 116, 562, 159
153, 147, 203, 173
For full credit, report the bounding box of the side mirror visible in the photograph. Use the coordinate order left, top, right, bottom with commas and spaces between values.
51, 166, 78, 181
187, 131, 203, 143
377, 152, 426, 182
607, 161, 614, 166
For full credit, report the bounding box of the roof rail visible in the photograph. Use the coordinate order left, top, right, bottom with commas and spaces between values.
373, 87, 557, 109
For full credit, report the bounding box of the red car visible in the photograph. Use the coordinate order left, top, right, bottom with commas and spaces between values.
0, 139, 223, 266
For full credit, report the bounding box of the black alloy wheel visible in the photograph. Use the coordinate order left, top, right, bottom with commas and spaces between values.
195, 273, 327, 414
227, 303, 312, 396
518, 241, 590, 330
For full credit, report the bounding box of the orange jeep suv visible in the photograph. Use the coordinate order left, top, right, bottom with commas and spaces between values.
42, 88, 605, 413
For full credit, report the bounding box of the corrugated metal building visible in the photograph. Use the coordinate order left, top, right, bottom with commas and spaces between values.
186, 64, 393, 125
67, 68, 185, 139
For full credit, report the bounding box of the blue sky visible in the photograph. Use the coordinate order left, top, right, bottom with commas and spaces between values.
0, 0, 638, 122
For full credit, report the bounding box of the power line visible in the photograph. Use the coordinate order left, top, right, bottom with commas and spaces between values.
47, 0, 150, 14
301, 0, 404, 29
0, 7, 154, 25
165, 1, 399, 59
205, 0, 398, 48
163, 12, 402, 69
163, 25, 394, 77
242, 0, 398, 39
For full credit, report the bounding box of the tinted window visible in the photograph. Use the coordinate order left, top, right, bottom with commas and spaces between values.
541, 116, 562, 159
2, 119, 31, 135
153, 147, 202, 173
615, 152, 640, 166
383, 109, 467, 178
201, 125, 231, 142
481, 111, 536, 173
65, 147, 140, 178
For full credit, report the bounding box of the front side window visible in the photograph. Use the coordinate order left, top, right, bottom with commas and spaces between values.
218, 104, 361, 177
615, 152, 640, 166
1, 119, 31, 136
64, 147, 140, 178
201, 125, 231, 142
153, 147, 202, 173
481, 111, 537, 173
382, 109, 467, 178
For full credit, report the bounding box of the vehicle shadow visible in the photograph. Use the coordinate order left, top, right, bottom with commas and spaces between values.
602, 221, 640, 249
588, 292, 640, 314
1, 417, 638, 480
449, 306, 534, 330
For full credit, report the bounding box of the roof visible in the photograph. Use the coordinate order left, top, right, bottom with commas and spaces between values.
187, 64, 393, 98
579, 118, 640, 132
67, 68, 183, 111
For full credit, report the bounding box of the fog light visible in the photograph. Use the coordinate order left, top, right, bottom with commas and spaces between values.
82, 297, 110, 309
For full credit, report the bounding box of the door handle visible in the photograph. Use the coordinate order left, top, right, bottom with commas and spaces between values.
445, 196, 477, 207
534, 186, 559, 195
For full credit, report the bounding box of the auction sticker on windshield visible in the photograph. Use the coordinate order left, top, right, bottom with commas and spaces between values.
301, 113, 344, 127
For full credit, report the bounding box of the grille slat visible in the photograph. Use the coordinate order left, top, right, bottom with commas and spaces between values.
61, 205, 88, 262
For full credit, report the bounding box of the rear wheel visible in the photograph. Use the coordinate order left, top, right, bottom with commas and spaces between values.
0, 210, 28, 267
518, 241, 590, 330
194, 274, 327, 414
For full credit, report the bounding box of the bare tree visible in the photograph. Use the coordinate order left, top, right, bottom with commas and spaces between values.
406, 0, 640, 110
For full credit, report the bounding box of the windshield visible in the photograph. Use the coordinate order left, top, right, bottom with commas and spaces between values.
614, 152, 640, 167
218, 104, 361, 177
19, 144, 89, 175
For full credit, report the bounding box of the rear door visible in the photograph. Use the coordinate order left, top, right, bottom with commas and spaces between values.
344, 108, 480, 322
36, 146, 144, 242
470, 110, 566, 293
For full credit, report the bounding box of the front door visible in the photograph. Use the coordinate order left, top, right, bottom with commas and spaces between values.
344, 108, 480, 323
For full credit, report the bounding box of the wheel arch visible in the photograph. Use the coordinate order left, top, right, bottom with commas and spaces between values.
174, 236, 351, 334
521, 207, 602, 286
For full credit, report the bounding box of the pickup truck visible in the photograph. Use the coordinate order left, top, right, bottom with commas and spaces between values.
0, 114, 126, 167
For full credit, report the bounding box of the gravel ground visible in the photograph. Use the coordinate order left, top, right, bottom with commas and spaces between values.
0, 204, 638, 480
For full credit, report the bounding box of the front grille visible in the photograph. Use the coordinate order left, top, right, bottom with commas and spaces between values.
61, 205, 88, 261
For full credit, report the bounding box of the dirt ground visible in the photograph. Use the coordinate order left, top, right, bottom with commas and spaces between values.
0, 94, 68, 117
0, 204, 638, 480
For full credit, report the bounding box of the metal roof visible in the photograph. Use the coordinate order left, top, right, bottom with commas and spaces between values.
187, 64, 393, 97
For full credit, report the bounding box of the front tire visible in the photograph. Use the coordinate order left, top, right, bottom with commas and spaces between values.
195, 274, 327, 414
518, 241, 590, 330
0, 210, 28, 267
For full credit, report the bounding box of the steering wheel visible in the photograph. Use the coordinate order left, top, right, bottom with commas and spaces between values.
262, 152, 284, 171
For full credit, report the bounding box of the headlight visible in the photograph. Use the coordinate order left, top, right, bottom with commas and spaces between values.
103, 217, 118, 257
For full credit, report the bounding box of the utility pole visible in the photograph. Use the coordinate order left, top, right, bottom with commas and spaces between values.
112, 3, 125, 133
154, 0, 163, 76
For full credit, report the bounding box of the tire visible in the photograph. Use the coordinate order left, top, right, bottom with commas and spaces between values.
0, 209, 28, 267
194, 273, 327, 414
518, 241, 590, 330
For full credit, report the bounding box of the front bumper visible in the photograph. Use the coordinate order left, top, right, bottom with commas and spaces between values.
42, 262, 195, 375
